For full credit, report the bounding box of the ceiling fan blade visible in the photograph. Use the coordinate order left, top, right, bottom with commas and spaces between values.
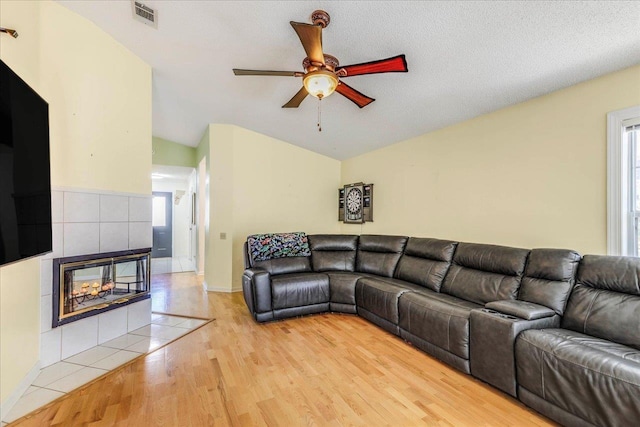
336, 54, 408, 77
233, 69, 299, 77
282, 87, 309, 108
335, 82, 375, 108
290, 21, 324, 65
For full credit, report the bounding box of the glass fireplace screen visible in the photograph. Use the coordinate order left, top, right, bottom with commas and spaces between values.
53, 249, 151, 327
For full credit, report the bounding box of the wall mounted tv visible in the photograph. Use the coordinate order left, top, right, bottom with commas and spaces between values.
0, 59, 52, 266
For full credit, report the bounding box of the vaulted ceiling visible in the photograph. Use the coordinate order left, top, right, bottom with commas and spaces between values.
57, 1, 640, 160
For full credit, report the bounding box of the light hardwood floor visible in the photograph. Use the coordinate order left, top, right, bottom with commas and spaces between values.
10, 273, 556, 426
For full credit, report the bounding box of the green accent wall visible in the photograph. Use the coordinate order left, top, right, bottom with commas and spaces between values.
196, 127, 210, 164
152, 136, 196, 167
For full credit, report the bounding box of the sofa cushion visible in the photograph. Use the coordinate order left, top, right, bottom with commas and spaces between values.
519, 248, 581, 315
271, 273, 329, 310
562, 285, 640, 351
314, 251, 355, 272
356, 235, 408, 277
516, 328, 640, 427
355, 277, 423, 325
441, 243, 529, 305
399, 291, 481, 360
327, 272, 371, 305
562, 255, 640, 350
394, 237, 457, 292
253, 257, 311, 275
309, 234, 358, 251
576, 254, 640, 294
309, 234, 358, 272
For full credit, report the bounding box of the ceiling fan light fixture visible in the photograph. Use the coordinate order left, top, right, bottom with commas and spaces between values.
303, 70, 338, 99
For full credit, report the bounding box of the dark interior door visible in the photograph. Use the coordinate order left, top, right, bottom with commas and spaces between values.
152, 192, 172, 258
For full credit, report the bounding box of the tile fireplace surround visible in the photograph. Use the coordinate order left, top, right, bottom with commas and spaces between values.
39, 188, 153, 368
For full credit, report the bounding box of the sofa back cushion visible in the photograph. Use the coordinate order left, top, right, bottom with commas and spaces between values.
309, 234, 358, 272
563, 255, 640, 350
356, 235, 408, 277
441, 242, 529, 305
252, 257, 311, 275
519, 248, 581, 315
394, 237, 458, 292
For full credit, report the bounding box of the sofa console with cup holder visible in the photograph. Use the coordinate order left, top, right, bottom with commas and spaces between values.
241, 232, 640, 427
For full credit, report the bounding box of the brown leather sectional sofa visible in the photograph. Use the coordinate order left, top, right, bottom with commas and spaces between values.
241, 234, 640, 427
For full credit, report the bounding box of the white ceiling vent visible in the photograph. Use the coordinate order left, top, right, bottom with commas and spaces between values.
131, 1, 158, 29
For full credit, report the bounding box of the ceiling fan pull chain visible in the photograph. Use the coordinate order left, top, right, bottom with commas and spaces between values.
317, 98, 322, 132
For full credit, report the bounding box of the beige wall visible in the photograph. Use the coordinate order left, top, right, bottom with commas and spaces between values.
231, 126, 341, 288
200, 124, 341, 291
341, 65, 640, 255
42, 2, 152, 194
0, 259, 40, 404
0, 0, 151, 403
204, 125, 234, 290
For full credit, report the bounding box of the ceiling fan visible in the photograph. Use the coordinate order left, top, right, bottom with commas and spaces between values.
232, 10, 408, 110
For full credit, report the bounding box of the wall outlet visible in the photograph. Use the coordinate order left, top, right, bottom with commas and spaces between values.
220, 232, 226, 240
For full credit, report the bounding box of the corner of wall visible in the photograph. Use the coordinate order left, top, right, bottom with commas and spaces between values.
204, 125, 234, 291
0, 360, 41, 420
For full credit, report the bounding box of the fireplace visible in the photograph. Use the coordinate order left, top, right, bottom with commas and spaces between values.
52, 248, 151, 327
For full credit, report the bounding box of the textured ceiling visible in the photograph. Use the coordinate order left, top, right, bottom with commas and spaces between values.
57, 1, 640, 160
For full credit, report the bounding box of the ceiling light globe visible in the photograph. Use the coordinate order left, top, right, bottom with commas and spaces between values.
303, 70, 338, 99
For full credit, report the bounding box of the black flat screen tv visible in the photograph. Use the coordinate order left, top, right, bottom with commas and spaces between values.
0, 59, 52, 266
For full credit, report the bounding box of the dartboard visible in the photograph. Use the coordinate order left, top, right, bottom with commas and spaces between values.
346, 188, 362, 214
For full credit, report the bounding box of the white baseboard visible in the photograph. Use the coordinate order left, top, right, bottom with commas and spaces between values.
206, 286, 241, 293
202, 281, 241, 293
1, 361, 41, 421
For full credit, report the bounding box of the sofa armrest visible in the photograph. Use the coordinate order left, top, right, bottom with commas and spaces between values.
470, 306, 560, 397
243, 242, 251, 269
242, 267, 273, 321
485, 300, 555, 320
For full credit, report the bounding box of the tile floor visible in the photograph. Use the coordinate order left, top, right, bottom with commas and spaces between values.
2, 314, 208, 424
151, 257, 194, 274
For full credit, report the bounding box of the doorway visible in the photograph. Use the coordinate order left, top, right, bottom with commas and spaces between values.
152, 191, 173, 258
151, 165, 197, 274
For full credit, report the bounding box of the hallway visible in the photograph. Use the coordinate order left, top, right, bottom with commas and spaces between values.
151, 257, 195, 275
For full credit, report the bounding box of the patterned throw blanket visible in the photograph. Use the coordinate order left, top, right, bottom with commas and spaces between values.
247, 232, 311, 262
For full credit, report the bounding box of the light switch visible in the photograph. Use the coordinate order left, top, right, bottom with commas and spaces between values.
220, 232, 227, 240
